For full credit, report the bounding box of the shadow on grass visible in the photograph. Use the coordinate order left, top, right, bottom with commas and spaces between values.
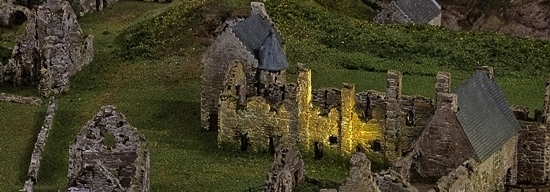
17, 105, 48, 183
129, 99, 218, 151
37, 108, 88, 187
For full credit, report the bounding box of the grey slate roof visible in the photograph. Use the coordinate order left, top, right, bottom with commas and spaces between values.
231, 13, 288, 71
452, 71, 521, 161
258, 33, 289, 71
232, 14, 274, 55
395, 0, 441, 23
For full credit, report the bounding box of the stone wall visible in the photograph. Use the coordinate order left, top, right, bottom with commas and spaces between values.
2, 0, 93, 97
430, 135, 518, 192
374, 1, 412, 24
264, 145, 304, 192
218, 96, 294, 153
384, 70, 404, 159
22, 98, 57, 192
0, 2, 30, 27
517, 122, 549, 184
0, 92, 42, 105
218, 65, 447, 160
64, 106, 149, 192
296, 67, 383, 156
338, 152, 381, 192
201, 28, 258, 130
410, 93, 475, 179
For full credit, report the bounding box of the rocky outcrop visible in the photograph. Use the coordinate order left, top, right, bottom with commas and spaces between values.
338, 152, 381, 192
264, 145, 305, 192
441, 0, 550, 39
2, 0, 93, 96
64, 106, 149, 192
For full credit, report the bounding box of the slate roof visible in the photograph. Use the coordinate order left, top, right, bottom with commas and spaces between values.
395, 0, 441, 23
231, 14, 288, 71
258, 33, 289, 71
452, 71, 521, 161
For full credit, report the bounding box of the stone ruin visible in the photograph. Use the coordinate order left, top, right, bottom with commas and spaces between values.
337, 152, 381, 192
0, 2, 30, 27
320, 152, 418, 192
1, 0, 93, 97
64, 106, 149, 192
264, 145, 305, 192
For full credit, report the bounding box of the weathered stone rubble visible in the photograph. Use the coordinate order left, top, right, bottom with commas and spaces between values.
2, 0, 93, 97
0, 92, 42, 105
264, 145, 305, 192
22, 98, 57, 192
64, 106, 149, 192
374, 170, 418, 192
338, 152, 381, 192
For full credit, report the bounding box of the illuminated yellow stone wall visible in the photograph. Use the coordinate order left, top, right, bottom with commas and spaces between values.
218, 95, 293, 152
217, 64, 415, 158
295, 66, 384, 156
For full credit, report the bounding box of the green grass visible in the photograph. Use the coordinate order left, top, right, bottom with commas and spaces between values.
2, 0, 550, 191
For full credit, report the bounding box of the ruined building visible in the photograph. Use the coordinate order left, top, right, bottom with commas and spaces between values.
374, 0, 441, 26
398, 68, 519, 192
218, 64, 435, 158
201, 2, 289, 131
0, 0, 94, 96
64, 106, 149, 192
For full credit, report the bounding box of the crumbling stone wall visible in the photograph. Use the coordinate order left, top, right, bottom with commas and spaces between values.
217, 65, 448, 160
337, 152, 381, 192
384, 70, 404, 159
23, 98, 57, 192
296, 67, 383, 156
0, 2, 30, 27
430, 135, 518, 192
2, 0, 93, 96
264, 145, 304, 192
374, 1, 411, 24
0, 92, 42, 105
399, 95, 434, 153
218, 96, 294, 153
64, 106, 149, 192
517, 122, 549, 184
312, 88, 341, 115
201, 29, 258, 130
201, 3, 287, 131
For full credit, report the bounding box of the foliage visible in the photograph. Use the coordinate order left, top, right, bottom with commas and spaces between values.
117, 0, 250, 60
0, 46, 11, 64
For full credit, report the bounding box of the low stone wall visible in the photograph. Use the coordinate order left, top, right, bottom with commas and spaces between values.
22, 98, 58, 192
0, 92, 42, 105
517, 122, 549, 184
